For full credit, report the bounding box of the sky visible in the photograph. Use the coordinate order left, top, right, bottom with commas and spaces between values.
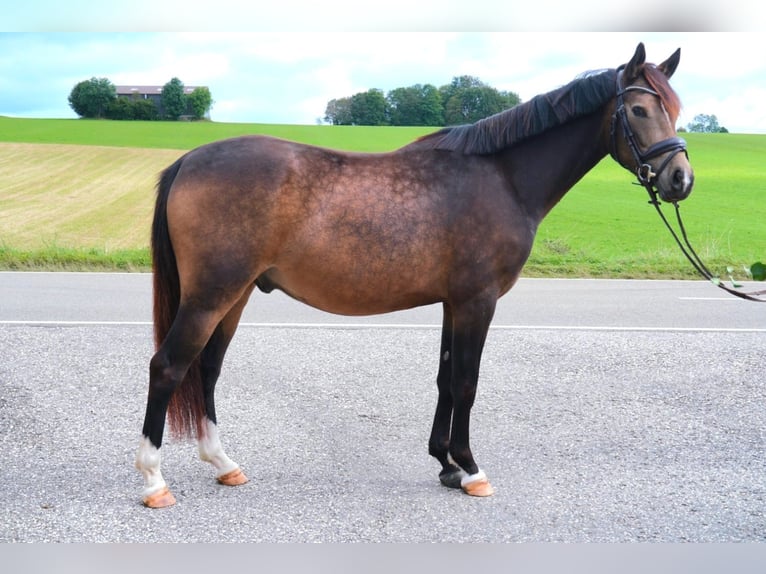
2, 5, 765, 133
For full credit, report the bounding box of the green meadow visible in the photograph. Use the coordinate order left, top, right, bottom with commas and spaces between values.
0, 116, 763, 278
0, 117, 431, 152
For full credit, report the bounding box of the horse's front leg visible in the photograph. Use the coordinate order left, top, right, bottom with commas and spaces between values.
448, 295, 497, 497
429, 303, 466, 489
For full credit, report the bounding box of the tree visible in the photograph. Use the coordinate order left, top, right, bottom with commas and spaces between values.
105, 97, 135, 120
131, 98, 159, 121
687, 113, 728, 133
387, 84, 444, 126
187, 87, 213, 120
323, 76, 520, 127
440, 75, 520, 125
324, 97, 353, 125
161, 77, 187, 120
105, 97, 158, 121
350, 89, 389, 126
68, 77, 116, 119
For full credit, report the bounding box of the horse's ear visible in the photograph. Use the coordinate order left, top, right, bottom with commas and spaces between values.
657, 48, 681, 79
624, 42, 646, 82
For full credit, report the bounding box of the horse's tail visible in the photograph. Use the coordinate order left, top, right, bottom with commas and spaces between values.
152, 157, 207, 440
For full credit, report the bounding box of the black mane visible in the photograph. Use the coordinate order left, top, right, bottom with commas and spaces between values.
404, 69, 618, 155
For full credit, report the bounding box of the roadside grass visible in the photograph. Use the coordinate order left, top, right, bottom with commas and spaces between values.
0, 118, 763, 278
0, 243, 150, 271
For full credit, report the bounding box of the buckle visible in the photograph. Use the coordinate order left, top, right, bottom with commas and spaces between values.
637, 163, 656, 184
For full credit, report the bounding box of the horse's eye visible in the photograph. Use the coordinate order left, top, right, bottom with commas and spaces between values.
632, 106, 648, 119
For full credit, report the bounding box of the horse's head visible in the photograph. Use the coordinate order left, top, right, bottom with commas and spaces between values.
609, 43, 694, 203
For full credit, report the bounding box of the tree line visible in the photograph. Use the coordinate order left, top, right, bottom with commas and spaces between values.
68, 77, 213, 121
682, 113, 728, 133
324, 75, 521, 126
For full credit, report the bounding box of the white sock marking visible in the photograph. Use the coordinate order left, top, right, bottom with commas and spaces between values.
198, 418, 239, 477
461, 468, 488, 487
135, 436, 167, 498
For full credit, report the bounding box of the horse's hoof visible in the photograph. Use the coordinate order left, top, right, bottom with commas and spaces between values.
143, 486, 177, 508
217, 468, 249, 486
462, 479, 495, 497
439, 468, 467, 489
461, 470, 495, 497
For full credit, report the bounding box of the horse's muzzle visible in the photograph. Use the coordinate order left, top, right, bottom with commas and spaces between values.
658, 162, 694, 203
652, 142, 694, 203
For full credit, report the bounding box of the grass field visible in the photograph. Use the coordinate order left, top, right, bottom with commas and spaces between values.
0, 116, 763, 278
0, 117, 433, 152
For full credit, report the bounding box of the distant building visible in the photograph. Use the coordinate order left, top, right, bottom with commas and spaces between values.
115, 85, 208, 119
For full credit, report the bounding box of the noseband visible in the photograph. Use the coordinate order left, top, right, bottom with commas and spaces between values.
609, 69, 688, 191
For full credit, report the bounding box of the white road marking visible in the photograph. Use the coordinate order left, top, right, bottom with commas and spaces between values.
0, 320, 152, 325
678, 297, 744, 301
1, 319, 764, 333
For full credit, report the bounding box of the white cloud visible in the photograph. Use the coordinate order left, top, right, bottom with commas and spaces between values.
682, 88, 766, 133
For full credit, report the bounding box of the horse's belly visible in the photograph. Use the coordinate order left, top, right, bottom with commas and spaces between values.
256, 266, 443, 316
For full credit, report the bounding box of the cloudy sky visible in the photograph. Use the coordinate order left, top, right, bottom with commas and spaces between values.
2, 6, 765, 133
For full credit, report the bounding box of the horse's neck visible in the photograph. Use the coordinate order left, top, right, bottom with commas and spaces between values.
502, 112, 609, 222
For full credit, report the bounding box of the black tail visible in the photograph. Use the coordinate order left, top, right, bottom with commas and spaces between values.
152, 158, 207, 439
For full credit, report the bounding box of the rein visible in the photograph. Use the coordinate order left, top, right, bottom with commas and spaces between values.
642, 184, 766, 303
611, 70, 766, 303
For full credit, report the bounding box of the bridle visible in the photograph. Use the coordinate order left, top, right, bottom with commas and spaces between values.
609, 68, 688, 190
610, 68, 766, 302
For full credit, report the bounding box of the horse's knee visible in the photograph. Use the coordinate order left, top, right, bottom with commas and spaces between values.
148, 352, 184, 394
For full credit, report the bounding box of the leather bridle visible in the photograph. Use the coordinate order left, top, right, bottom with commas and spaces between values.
609, 68, 765, 302
609, 68, 688, 191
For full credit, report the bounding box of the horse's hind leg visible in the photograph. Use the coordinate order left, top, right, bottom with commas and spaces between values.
197, 285, 255, 486
136, 304, 224, 507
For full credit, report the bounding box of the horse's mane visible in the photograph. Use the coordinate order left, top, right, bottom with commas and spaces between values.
403, 68, 620, 155
643, 64, 682, 121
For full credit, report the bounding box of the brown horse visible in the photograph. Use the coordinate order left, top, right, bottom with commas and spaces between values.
136, 43, 694, 507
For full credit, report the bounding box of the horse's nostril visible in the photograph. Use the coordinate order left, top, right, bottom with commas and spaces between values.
672, 169, 684, 191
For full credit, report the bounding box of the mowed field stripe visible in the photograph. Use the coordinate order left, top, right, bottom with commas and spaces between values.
0, 142, 183, 250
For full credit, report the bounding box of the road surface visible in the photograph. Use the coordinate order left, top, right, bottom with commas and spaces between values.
1, 272, 764, 542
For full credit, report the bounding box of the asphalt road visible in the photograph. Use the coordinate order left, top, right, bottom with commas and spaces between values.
1, 272, 765, 542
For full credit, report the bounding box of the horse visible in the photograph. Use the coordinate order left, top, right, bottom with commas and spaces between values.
136, 42, 694, 507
